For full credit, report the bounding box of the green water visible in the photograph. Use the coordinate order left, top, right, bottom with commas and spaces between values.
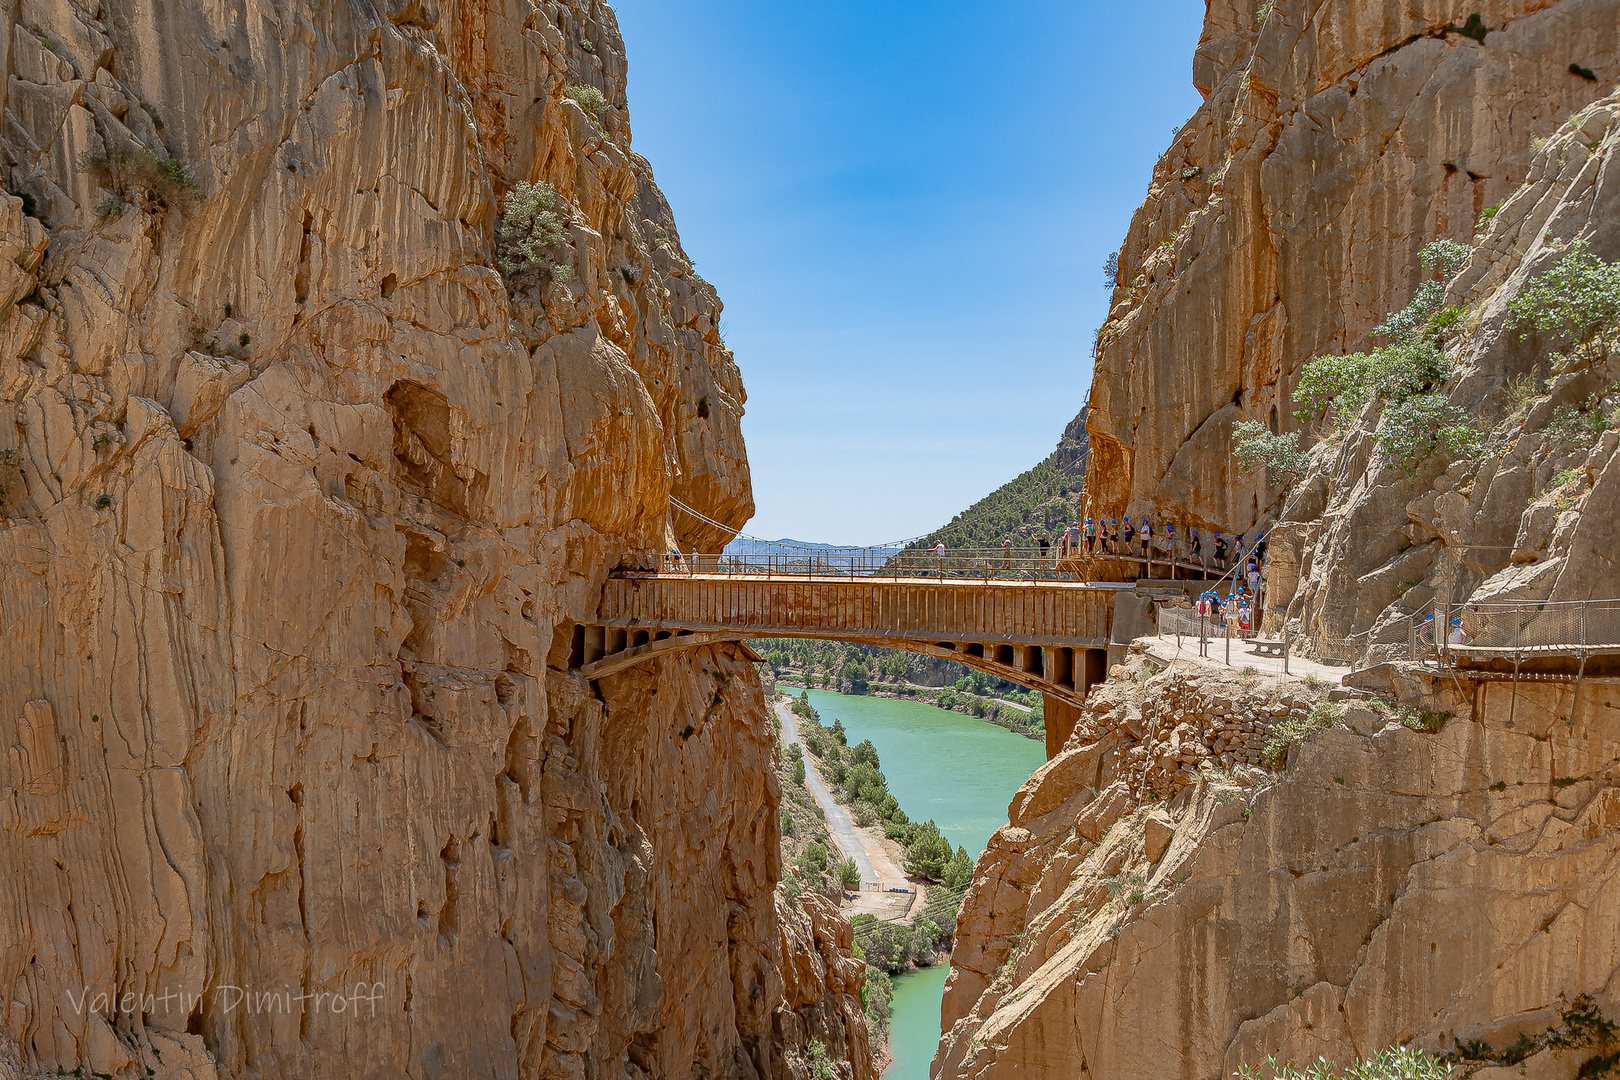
803, 690, 1046, 858
885, 963, 951, 1079
802, 690, 1046, 1080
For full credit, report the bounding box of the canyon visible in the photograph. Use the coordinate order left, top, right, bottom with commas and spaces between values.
2, 0, 1619, 1078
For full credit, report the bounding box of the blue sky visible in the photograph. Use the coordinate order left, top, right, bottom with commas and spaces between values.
613, 1, 1207, 544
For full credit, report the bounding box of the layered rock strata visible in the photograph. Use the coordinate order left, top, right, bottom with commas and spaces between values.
936, 650, 1620, 1079
0, 2, 870, 1079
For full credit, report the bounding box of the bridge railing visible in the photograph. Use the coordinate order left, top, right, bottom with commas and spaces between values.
1452, 597, 1620, 656
661, 547, 1082, 581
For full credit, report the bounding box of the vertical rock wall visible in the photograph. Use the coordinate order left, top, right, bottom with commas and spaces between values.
0, 2, 870, 1078
1085, 0, 1618, 540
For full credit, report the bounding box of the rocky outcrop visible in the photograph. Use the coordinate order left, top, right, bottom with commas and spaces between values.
936, 651, 1620, 1079
1085, 0, 1619, 547
0, 2, 869, 1079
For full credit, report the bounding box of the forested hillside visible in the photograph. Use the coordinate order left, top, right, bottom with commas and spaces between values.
906, 409, 1087, 551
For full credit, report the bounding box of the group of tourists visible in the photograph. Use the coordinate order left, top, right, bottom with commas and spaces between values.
1042, 515, 1268, 574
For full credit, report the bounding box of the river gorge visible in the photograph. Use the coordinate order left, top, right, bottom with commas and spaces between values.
797, 690, 1046, 1080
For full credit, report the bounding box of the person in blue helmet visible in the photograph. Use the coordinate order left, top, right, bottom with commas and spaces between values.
1085, 517, 1097, 554
1213, 531, 1227, 570
1108, 519, 1119, 554
1122, 517, 1135, 553
1140, 518, 1153, 560
1190, 528, 1201, 562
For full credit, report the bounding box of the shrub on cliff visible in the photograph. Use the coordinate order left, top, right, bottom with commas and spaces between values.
1231, 420, 1310, 487
1509, 240, 1620, 370
78, 142, 199, 211
495, 180, 571, 283
1294, 239, 1482, 470
1235, 1044, 1454, 1079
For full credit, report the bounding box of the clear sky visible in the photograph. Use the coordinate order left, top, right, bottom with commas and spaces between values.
612, 1, 1207, 545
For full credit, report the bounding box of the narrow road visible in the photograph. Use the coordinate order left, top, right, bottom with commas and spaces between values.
777, 699, 876, 887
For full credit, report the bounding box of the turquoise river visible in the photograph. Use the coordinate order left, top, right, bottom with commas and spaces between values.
802, 690, 1048, 1080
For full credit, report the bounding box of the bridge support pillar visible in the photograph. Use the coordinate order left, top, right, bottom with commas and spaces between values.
1044, 693, 1082, 760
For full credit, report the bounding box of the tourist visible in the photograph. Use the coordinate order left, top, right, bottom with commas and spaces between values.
1213, 532, 1227, 570
1066, 521, 1081, 559
1448, 618, 1468, 645
1140, 518, 1152, 559
1001, 535, 1013, 569
1247, 562, 1261, 594
1189, 528, 1201, 562
934, 540, 946, 576
1037, 532, 1050, 570
1085, 518, 1097, 554
1109, 519, 1119, 554
1165, 522, 1176, 560
1122, 517, 1135, 553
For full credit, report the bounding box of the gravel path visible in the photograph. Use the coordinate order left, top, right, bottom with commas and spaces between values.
777, 700, 877, 886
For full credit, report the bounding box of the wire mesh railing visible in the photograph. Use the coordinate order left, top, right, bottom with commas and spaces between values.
1454, 597, 1620, 654
659, 547, 1086, 582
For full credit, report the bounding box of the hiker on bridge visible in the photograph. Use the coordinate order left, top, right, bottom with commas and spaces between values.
1001, 535, 1012, 569
1122, 518, 1135, 554
1085, 518, 1097, 554
934, 540, 947, 576
1037, 532, 1051, 570
1213, 532, 1228, 570
1190, 528, 1201, 562
1247, 562, 1261, 595
1066, 522, 1081, 560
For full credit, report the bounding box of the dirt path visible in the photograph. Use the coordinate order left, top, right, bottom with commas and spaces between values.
775, 699, 919, 922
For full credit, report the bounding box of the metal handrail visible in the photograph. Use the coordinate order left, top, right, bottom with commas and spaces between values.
660, 547, 1080, 582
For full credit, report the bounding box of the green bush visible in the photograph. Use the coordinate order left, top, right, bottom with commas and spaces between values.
790, 757, 806, 785
564, 83, 607, 116
77, 142, 199, 209
1231, 420, 1310, 486
1543, 394, 1616, 446
836, 857, 861, 889
1375, 393, 1484, 471
799, 842, 828, 876
1262, 702, 1341, 768
1509, 240, 1620, 369
807, 1039, 837, 1080
1293, 240, 1483, 470
495, 180, 570, 282
1234, 1044, 1454, 1079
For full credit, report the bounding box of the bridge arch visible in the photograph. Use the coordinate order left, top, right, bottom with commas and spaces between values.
567, 572, 1125, 757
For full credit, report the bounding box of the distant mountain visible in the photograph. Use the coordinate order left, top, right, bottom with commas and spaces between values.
723, 536, 868, 557
906, 409, 1089, 552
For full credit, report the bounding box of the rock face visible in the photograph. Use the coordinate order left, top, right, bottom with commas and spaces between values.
0, 3, 871, 1079
1085, 0, 1619, 549
935, 651, 1620, 1079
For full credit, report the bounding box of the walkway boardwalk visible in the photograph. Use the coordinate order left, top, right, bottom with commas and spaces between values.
577, 573, 1118, 727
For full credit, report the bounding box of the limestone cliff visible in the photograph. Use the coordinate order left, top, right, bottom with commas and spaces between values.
0, 2, 870, 1079
936, 650, 1620, 1079
1086, 0, 1617, 545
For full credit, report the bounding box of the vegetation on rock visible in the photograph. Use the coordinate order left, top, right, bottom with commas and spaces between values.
495, 180, 571, 282
1234, 1044, 1454, 1080
1291, 240, 1481, 471
77, 142, 199, 212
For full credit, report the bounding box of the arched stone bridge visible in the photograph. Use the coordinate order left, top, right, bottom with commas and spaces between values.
570, 572, 1134, 757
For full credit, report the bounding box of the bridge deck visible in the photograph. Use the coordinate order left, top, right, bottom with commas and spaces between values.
600, 573, 1118, 647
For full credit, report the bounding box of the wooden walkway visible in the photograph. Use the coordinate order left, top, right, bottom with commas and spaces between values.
573, 573, 1122, 756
